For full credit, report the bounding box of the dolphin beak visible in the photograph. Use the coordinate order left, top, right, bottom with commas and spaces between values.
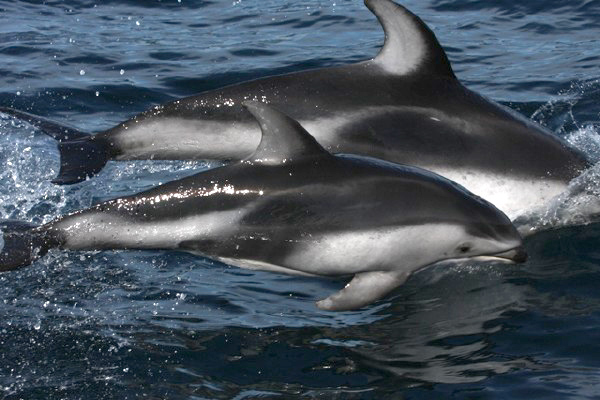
492, 246, 528, 263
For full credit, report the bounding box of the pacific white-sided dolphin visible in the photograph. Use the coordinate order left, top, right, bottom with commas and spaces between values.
0, 103, 526, 311
0, 0, 588, 220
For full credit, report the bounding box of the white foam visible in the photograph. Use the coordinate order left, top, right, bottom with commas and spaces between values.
0, 116, 71, 223
515, 162, 600, 234
515, 82, 600, 233
567, 125, 600, 163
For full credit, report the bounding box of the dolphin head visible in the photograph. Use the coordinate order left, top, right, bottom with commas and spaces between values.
444, 195, 527, 264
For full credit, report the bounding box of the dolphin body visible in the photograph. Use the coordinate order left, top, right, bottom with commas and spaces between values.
0, 0, 588, 220
0, 103, 525, 311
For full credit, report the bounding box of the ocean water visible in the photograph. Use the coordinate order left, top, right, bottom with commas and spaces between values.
1, 0, 600, 398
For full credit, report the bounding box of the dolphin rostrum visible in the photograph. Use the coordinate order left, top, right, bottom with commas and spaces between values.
0, 102, 525, 311
0, 0, 588, 220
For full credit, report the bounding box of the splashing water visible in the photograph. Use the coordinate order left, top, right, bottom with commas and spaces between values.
532, 80, 600, 141
0, 112, 220, 223
0, 116, 69, 223
515, 80, 600, 234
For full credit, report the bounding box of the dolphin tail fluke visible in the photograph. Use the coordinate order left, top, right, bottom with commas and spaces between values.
0, 107, 87, 141
316, 270, 409, 311
0, 221, 57, 271
52, 138, 110, 184
0, 107, 110, 184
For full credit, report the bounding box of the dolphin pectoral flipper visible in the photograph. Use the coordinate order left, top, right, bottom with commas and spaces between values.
316, 270, 409, 311
0, 107, 110, 185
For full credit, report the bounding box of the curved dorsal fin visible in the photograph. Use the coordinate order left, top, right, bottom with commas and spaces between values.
243, 101, 331, 164
365, 0, 455, 78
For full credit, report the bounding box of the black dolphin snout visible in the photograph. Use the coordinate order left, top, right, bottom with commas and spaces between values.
494, 246, 528, 263
512, 246, 528, 263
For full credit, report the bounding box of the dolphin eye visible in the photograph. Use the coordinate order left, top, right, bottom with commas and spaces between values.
458, 244, 471, 254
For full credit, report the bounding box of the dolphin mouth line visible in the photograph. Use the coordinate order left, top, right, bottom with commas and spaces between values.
444, 246, 528, 265
475, 246, 528, 264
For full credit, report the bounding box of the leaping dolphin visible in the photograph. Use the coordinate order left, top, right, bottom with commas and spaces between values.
0, 0, 589, 219
0, 102, 526, 311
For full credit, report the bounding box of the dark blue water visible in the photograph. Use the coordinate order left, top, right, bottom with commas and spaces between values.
1, 0, 600, 398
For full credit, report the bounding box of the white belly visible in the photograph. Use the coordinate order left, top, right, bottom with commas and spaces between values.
281, 224, 465, 277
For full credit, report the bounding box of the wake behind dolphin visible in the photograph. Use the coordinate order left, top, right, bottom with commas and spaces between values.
0, 0, 589, 221
0, 103, 526, 311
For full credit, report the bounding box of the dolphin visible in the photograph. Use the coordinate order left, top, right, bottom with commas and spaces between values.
0, 0, 588, 220
0, 102, 525, 311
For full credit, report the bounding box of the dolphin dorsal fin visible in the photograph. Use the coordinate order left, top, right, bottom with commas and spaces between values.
365, 0, 455, 78
243, 101, 331, 164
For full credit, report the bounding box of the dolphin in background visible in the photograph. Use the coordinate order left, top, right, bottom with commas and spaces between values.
0, 0, 589, 220
0, 102, 526, 311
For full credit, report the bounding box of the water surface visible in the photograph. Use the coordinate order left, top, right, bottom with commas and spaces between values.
1, 0, 600, 398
